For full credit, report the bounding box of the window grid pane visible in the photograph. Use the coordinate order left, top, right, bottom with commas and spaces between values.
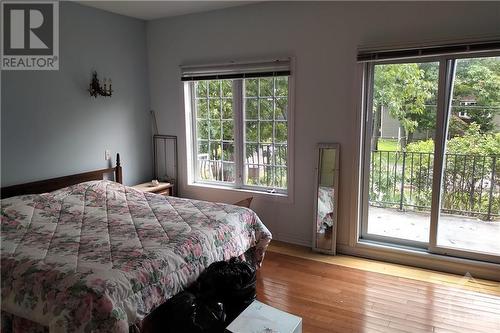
192, 76, 289, 191
243, 76, 288, 189
195, 80, 235, 183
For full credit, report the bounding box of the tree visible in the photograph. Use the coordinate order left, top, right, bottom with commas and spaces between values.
452, 57, 500, 133
373, 57, 500, 148
448, 114, 469, 138
454, 58, 500, 107
373, 63, 434, 148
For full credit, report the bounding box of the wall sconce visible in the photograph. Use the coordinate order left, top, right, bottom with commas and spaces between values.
88, 71, 113, 98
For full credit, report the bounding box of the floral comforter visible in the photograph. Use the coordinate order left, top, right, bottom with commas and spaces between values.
1, 180, 271, 333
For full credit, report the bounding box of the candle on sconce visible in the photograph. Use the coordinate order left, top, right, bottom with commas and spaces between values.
88, 71, 113, 97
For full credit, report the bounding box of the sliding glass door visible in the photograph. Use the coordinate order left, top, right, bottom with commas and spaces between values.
434, 56, 500, 259
364, 61, 439, 246
361, 54, 500, 263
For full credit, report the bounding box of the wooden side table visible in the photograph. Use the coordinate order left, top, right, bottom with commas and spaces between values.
132, 182, 173, 196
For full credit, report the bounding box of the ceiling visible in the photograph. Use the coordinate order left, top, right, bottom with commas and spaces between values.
76, 1, 257, 20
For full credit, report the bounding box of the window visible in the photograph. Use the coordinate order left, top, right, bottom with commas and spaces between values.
244, 77, 288, 190
184, 60, 292, 194
359, 46, 500, 264
194, 80, 235, 183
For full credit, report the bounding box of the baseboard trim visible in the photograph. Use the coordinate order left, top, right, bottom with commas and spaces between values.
273, 233, 311, 247
337, 242, 500, 282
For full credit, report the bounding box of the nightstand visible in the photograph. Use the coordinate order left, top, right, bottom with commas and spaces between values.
132, 182, 173, 196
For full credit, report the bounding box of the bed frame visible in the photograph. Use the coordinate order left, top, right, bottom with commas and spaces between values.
1, 154, 122, 199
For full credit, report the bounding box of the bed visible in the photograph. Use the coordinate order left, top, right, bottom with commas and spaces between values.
0, 157, 272, 332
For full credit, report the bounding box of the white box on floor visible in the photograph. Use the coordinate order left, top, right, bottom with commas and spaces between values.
226, 300, 302, 333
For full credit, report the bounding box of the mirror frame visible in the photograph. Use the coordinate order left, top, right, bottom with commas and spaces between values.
312, 143, 340, 255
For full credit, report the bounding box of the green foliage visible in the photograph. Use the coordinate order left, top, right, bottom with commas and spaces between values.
222, 121, 234, 141
197, 120, 209, 140
197, 99, 208, 119
245, 99, 258, 119
245, 79, 258, 96
246, 122, 258, 142
452, 105, 497, 133
369, 149, 434, 209
209, 99, 220, 119
210, 121, 221, 140
276, 77, 288, 96
222, 99, 232, 119
373, 57, 500, 139
371, 124, 500, 220
209, 81, 220, 98
196, 77, 289, 188
454, 58, 500, 107
406, 123, 500, 155
260, 99, 273, 120
446, 123, 500, 155
374, 63, 435, 134
222, 80, 232, 97
276, 98, 287, 120
275, 122, 287, 143
441, 125, 500, 219
198, 141, 208, 155
371, 58, 500, 219
260, 78, 273, 96
196, 81, 207, 98
405, 138, 434, 153
448, 115, 470, 138
260, 122, 273, 143
451, 57, 500, 133
222, 142, 234, 161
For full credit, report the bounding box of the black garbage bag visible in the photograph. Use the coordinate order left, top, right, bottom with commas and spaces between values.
196, 258, 257, 323
138, 258, 255, 332
143, 291, 226, 333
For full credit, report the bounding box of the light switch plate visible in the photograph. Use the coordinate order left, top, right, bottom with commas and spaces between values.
105, 150, 111, 161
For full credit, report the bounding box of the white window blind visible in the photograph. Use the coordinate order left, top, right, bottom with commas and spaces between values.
181, 59, 291, 81
357, 39, 500, 63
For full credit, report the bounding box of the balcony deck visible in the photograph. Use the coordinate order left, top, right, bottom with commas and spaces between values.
367, 206, 500, 255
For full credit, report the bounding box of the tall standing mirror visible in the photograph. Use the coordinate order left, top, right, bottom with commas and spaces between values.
313, 143, 340, 254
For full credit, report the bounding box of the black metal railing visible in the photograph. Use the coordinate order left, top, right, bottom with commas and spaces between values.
369, 150, 499, 221
198, 143, 288, 187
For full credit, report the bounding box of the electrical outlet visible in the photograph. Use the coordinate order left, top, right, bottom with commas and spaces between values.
105, 150, 111, 161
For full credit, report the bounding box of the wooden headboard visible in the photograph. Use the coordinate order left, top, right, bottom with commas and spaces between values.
1, 154, 123, 199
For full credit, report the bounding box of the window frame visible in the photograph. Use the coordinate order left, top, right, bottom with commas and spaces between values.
190, 80, 237, 186
242, 77, 290, 192
358, 52, 500, 264
186, 72, 295, 197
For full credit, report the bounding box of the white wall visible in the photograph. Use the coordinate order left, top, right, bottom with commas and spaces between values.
1, 2, 152, 187
147, 2, 500, 247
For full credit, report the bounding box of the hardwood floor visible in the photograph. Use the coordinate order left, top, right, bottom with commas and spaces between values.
268, 241, 500, 295
256, 251, 500, 333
